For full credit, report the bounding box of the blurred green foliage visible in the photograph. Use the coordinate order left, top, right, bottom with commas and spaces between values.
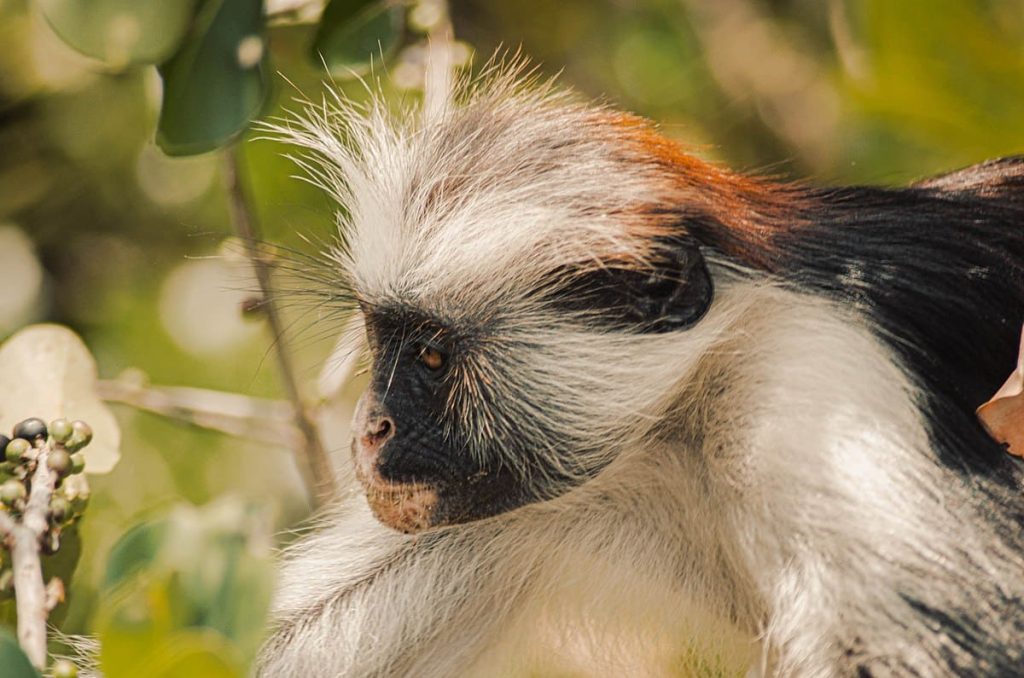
96, 500, 273, 677
0, 627, 41, 677
0, 0, 1022, 674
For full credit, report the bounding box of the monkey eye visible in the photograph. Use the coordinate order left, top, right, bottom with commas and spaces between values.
417, 344, 446, 371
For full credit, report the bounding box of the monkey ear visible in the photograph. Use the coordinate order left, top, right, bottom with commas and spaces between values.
640, 239, 714, 333
546, 239, 713, 332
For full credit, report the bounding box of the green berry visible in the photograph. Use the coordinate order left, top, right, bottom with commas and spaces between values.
13, 417, 47, 441
4, 438, 29, 464
49, 418, 73, 444
70, 452, 85, 475
51, 659, 78, 678
65, 421, 93, 452
47, 449, 72, 477
0, 479, 25, 506
50, 496, 71, 524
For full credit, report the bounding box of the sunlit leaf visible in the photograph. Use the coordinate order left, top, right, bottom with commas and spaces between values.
313, 0, 404, 77
146, 630, 242, 678
0, 628, 41, 678
157, 0, 270, 155
37, 0, 199, 67
0, 324, 121, 473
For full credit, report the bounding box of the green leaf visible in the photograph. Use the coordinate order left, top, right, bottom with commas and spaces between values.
0, 628, 41, 678
313, 0, 404, 77
102, 519, 170, 591
157, 0, 270, 156
36, 0, 199, 67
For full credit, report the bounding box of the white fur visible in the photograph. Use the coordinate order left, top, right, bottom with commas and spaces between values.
259, 66, 1023, 676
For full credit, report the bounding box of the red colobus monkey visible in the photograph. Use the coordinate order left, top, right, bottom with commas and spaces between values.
258, 65, 1024, 676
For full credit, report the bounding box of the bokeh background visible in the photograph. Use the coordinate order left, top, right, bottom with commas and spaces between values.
0, 0, 1022, 671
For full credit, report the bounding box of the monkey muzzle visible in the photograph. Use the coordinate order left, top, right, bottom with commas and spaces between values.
351, 392, 440, 533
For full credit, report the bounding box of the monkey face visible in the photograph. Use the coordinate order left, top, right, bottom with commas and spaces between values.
351, 307, 543, 533
351, 241, 713, 534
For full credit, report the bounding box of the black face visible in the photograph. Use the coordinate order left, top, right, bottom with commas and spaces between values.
355, 308, 540, 530
353, 238, 713, 532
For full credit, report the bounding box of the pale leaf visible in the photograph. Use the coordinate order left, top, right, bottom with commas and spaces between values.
0, 324, 121, 473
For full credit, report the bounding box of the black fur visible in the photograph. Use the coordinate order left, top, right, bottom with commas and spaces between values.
777, 158, 1024, 482
543, 236, 714, 333
759, 157, 1024, 673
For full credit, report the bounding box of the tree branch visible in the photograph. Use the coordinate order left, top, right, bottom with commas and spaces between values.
97, 377, 300, 449
223, 145, 337, 508
0, 440, 60, 668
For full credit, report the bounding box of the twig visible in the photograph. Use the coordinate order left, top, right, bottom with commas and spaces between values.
97, 378, 301, 449
223, 145, 337, 508
0, 441, 60, 668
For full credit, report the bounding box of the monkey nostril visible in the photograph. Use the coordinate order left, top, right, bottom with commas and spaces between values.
364, 417, 395, 447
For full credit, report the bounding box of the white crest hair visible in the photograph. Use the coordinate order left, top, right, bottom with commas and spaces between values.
260, 62, 1024, 677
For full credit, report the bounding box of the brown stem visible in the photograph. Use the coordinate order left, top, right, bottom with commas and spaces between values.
223, 145, 337, 508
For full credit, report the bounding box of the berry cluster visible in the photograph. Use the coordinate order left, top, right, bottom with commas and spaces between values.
0, 418, 90, 559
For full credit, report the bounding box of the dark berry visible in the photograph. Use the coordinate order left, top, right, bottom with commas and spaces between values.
5, 438, 29, 463
49, 419, 73, 444
0, 479, 25, 505
0, 435, 9, 455
47, 449, 72, 477
12, 417, 47, 441
70, 453, 85, 475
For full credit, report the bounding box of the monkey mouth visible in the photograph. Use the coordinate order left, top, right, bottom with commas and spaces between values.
352, 448, 439, 534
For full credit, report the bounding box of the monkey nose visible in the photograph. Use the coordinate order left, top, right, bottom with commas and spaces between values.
360, 416, 395, 456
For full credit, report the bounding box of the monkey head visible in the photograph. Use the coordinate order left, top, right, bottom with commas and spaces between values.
349, 236, 713, 532
275, 71, 781, 533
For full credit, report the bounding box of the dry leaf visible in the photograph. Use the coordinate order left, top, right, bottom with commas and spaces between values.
977, 326, 1024, 456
